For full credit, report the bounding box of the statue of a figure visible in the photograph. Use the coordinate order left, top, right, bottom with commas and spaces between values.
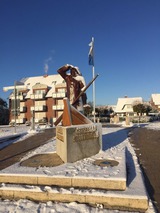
57, 64, 87, 112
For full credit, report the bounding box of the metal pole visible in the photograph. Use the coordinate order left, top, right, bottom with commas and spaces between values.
92, 37, 96, 123
93, 65, 96, 123
33, 93, 35, 130
31, 93, 35, 130
14, 81, 16, 134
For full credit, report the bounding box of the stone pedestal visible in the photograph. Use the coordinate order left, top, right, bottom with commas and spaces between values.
56, 123, 102, 163
114, 115, 119, 124
125, 116, 130, 125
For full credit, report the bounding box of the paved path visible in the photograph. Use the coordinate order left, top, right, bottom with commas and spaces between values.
129, 127, 160, 213
0, 128, 56, 170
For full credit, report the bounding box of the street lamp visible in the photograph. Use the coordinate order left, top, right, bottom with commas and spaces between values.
30, 93, 35, 131
3, 81, 26, 134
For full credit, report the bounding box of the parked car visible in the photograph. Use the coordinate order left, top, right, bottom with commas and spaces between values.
38, 118, 47, 125
25, 121, 31, 126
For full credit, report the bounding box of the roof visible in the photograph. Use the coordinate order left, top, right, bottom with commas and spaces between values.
151, 94, 160, 105
115, 97, 143, 113
8, 74, 65, 99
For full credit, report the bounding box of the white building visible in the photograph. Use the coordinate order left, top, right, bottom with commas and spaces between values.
5, 74, 66, 124
150, 94, 160, 112
115, 96, 143, 116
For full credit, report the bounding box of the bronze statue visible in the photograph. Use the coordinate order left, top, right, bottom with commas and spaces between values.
57, 64, 87, 112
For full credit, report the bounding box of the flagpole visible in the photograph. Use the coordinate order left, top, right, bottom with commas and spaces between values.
91, 37, 96, 123
92, 62, 96, 123
88, 37, 96, 123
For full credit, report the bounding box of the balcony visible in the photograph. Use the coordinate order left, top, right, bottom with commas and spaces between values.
10, 95, 25, 100
52, 92, 66, 98
52, 105, 64, 110
18, 118, 27, 124
30, 105, 47, 112
34, 118, 47, 124
20, 106, 27, 112
11, 95, 24, 100
35, 118, 39, 123
19, 95, 25, 101
11, 118, 26, 124
53, 118, 57, 122
30, 94, 46, 100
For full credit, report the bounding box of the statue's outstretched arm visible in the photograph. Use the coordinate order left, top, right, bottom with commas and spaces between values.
57, 64, 73, 79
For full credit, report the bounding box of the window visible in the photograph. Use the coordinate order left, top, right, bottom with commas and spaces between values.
58, 88, 65, 93
34, 90, 46, 95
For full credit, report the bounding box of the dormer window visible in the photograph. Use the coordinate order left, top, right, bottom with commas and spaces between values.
34, 89, 46, 95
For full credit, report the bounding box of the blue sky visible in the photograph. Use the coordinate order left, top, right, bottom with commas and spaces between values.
0, 0, 160, 105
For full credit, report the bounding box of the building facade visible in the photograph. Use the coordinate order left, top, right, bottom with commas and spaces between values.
115, 96, 143, 116
150, 94, 160, 112
8, 74, 67, 125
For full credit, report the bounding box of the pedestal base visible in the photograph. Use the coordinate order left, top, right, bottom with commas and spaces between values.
56, 123, 102, 163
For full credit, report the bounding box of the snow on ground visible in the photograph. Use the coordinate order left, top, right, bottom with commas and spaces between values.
144, 121, 160, 130
0, 199, 140, 213
0, 124, 50, 150
0, 122, 158, 212
0, 125, 30, 137
1, 127, 127, 178
0, 124, 50, 138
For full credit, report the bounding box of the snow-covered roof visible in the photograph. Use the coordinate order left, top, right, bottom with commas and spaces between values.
21, 74, 64, 99
151, 94, 160, 105
115, 97, 143, 113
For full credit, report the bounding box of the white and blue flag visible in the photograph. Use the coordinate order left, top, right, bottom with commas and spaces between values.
88, 39, 94, 66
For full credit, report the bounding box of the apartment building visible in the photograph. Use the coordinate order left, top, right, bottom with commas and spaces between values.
8, 74, 66, 124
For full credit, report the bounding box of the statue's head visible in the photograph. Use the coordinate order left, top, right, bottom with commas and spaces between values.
71, 66, 81, 76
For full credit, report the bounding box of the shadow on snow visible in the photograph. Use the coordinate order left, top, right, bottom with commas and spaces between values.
102, 128, 129, 151
102, 127, 137, 186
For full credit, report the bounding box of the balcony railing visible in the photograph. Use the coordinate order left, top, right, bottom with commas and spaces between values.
53, 118, 57, 122
11, 95, 25, 100
30, 94, 46, 100
20, 106, 27, 112
35, 118, 39, 123
30, 105, 47, 112
11, 118, 26, 124
19, 95, 25, 100
52, 105, 64, 110
52, 92, 66, 98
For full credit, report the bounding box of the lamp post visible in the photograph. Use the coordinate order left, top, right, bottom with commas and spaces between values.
14, 81, 17, 133
3, 81, 26, 134
31, 93, 35, 131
